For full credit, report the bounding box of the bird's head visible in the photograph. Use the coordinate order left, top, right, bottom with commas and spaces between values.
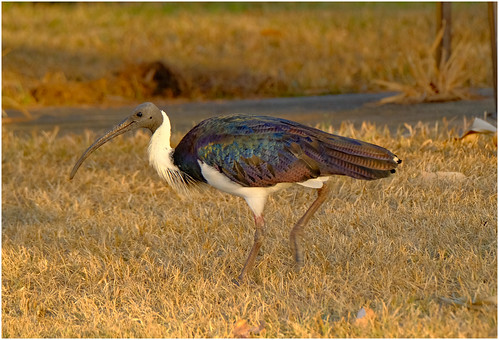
69, 102, 164, 180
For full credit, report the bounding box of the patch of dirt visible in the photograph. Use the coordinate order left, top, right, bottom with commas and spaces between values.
26, 61, 287, 107
30, 61, 185, 106
115, 61, 184, 97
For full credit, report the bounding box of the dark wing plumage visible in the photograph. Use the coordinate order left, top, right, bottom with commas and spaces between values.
173, 115, 401, 187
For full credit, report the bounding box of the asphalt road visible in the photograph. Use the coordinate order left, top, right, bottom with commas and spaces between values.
4, 90, 496, 136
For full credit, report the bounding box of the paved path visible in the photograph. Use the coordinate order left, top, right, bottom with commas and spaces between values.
5, 90, 495, 136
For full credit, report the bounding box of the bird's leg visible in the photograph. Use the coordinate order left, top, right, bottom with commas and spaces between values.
290, 181, 332, 268
238, 214, 265, 281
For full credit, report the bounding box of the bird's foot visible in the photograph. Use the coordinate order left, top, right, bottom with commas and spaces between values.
232, 271, 248, 286
294, 253, 304, 271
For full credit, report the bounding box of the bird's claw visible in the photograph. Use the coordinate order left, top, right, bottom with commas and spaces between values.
294, 253, 304, 271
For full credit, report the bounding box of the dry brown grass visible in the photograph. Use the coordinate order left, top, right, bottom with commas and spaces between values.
375, 25, 481, 104
2, 3, 492, 107
2, 118, 497, 337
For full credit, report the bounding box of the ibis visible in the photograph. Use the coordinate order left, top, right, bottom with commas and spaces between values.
70, 102, 401, 282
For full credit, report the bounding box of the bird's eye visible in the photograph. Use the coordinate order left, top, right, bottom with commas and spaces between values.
149, 116, 152, 119
137, 112, 143, 117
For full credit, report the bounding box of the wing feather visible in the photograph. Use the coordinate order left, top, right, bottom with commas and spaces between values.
173, 115, 400, 187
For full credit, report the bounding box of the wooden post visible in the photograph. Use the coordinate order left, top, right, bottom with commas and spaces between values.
488, 2, 497, 112
436, 2, 452, 67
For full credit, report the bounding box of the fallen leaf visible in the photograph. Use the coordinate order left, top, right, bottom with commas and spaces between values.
473, 295, 497, 306
438, 295, 497, 310
421, 171, 466, 182
232, 319, 266, 338
354, 306, 376, 327
356, 307, 367, 319
459, 117, 497, 146
460, 117, 497, 137
233, 320, 250, 338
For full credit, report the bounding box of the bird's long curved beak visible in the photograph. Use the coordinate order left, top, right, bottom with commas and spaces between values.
69, 117, 137, 180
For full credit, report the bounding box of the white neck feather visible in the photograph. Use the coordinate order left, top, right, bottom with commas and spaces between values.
148, 110, 192, 192
148, 110, 173, 170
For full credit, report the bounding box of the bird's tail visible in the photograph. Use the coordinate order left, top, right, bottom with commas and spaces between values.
319, 135, 401, 180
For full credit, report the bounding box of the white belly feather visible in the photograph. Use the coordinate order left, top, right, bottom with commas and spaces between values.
198, 161, 329, 217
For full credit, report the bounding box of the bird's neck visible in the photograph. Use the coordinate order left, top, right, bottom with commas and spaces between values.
147, 111, 191, 192
148, 110, 175, 172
